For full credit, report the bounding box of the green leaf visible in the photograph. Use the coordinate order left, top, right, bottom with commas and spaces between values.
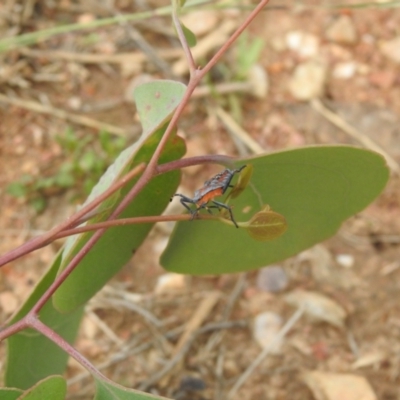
133, 80, 186, 136
244, 206, 287, 241
18, 376, 66, 400
235, 32, 264, 79
30, 197, 47, 213
6, 182, 28, 198
161, 146, 389, 275
227, 164, 253, 200
5, 253, 84, 389
53, 81, 186, 313
94, 377, 169, 400
181, 22, 197, 47
0, 388, 23, 400
54, 170, 75, 188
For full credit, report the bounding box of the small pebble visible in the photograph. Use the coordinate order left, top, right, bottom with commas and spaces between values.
256, 266, 288, 293
336, 254, 354, 268
253, 311, 283, 354
332, 62, 356, 79
288, 60, 326, 100
286, 31, 320, 58
326, 15, 358, 45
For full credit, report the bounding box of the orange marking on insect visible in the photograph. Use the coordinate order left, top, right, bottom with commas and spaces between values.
195, 187, 224, 206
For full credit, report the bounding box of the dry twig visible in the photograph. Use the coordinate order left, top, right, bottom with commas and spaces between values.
0, 93, 127, 137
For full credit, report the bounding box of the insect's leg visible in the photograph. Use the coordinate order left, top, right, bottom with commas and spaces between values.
212, 201, 239, 228
172, 194, 198, 219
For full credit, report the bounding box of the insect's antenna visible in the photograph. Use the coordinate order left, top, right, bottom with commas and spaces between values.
234, 165, 247, 174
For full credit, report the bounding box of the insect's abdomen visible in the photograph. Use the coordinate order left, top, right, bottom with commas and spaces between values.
196, 187, 224, 206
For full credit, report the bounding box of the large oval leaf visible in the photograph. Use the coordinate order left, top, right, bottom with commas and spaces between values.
161, 146, 389, 275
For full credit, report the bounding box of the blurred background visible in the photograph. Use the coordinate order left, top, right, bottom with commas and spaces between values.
0, 1, 399, 399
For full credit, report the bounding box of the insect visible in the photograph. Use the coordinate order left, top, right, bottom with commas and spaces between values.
172, 165, 246, 228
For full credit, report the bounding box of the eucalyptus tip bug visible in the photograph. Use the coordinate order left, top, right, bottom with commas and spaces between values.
172, 165, 246, 228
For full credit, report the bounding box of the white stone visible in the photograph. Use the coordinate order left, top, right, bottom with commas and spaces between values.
253, 311, 284, 354
155, 273, 186, 294
286, 31, 320, 58
248, 64, 269, 99
326, 15, 358, 44
288, 61, 326, 100
379, 37, 400, 64
332, 61, 357, 79
336, 254, 354, 268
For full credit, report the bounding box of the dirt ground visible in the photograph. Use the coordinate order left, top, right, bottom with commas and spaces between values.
1, 1, 400, 400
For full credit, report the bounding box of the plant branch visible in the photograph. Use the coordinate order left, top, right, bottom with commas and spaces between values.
0, 163, 146, 268
146, 0, 270, 175
28, 316, 108, 380
200, 0, 270, 77
0, 318, 28, 341
0, 1, 269, 375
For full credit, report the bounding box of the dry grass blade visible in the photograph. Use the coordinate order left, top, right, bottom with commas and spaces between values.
228, 307, 304, 398
20, 48, 182, 65
0, 93, 127, 137
215, 107, 264, 154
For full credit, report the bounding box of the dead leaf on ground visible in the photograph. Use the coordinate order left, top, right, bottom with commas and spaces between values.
301, 370, 377, 400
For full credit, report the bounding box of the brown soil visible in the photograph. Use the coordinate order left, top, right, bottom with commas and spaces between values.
1, 2, 400, 400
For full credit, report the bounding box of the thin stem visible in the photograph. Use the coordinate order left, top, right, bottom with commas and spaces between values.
146, 0, 270, 174
0, 163, 145, 268
29, 317, 108, 380
172, 2, 197, 75
200, 0, 270, 77
1, 1, 268, 369
0, 318, 28, 341
31, 166, 151, 314
54, 214, 224, 239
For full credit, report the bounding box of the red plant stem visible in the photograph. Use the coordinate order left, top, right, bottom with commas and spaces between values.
27, 316, 109, 381
54, 214, 222, 239
146, 0, 270, 175
0, 163, 146, 268
0, 318, 28, 341
0, 0, 269, 371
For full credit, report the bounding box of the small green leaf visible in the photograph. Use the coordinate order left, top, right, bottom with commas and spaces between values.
54, 171, 75, 188
6, 182, 28, 198
181, 22, 197, 47
228, 164, 253, 200
244, 206, 287, 241
0, 388, 23, 400
18, 376, 66, 400
94, 377, 169, 400
30, 197, 47, 213
236, 33, 264, 79
99, 130, 111, 152
79, 150, 97, 172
